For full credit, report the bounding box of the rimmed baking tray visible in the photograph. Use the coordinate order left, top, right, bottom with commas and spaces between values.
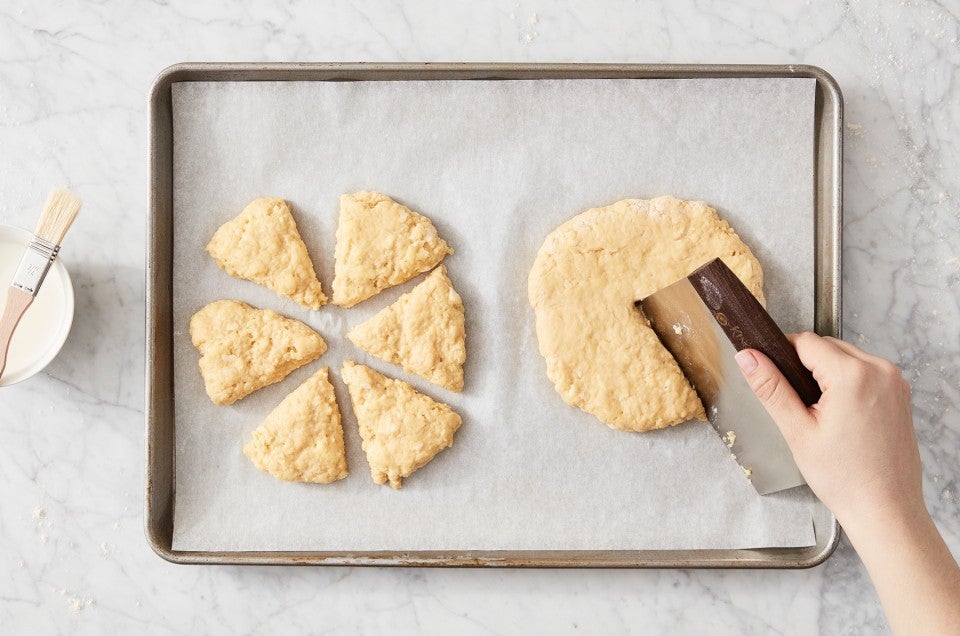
146, 63, 842, 567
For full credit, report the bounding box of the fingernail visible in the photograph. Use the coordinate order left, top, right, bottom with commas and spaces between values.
735, 350, 758, 375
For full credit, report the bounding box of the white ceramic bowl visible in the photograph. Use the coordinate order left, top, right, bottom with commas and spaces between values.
0, 225, 75, 386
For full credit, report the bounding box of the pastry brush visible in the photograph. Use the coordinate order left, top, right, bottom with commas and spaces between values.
0, 188, 81, 380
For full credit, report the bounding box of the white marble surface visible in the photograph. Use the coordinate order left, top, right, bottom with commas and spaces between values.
0, 0, 957, 633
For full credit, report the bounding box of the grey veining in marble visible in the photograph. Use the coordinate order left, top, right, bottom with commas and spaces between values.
0, 1, 957, 633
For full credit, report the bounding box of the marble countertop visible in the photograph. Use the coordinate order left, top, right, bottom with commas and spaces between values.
1, 1, 957, 633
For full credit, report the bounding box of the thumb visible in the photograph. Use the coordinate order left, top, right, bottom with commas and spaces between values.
734, 349, 814, 446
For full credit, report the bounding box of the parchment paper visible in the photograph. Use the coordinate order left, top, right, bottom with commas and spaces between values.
171, 78, 820, 551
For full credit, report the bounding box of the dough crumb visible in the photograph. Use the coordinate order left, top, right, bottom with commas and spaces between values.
722, 430, 736, 448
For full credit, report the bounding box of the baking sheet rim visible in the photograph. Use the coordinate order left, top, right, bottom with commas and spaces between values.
146, 62, 842, 567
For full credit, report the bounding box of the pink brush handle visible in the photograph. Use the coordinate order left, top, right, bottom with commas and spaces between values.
0, 287, 34, 380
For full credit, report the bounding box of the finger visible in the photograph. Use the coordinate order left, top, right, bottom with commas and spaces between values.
822, 336, 874, 362
787, 332, 859, 389
823, 336, 902, 373
735, 349, 815, 448
788, 332, 862, 363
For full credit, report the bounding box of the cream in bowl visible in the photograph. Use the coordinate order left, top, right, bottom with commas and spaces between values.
0, 225, 74, 386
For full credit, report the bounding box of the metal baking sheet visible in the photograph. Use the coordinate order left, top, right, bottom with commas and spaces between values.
146, 63, 842, 567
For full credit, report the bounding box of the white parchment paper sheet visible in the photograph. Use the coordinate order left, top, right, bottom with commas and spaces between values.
171, 78, 820, 551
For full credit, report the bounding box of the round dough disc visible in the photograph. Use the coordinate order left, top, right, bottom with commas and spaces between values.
528, 196, 765, 432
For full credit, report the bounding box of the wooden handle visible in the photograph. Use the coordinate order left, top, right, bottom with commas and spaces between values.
0, 287, 35, 380
687, 258, 822, 406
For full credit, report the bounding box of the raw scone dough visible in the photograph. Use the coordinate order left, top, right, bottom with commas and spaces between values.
528, 196, 765, 432
332, 191, 453, 307
189, 300, 327, 406
243, 367, 348, 483
346, 265, 466, 392
207, 197, 327, 310
341, 360, 462, 489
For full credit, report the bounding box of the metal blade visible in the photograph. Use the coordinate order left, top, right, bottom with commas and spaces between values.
639, 277, 806, 495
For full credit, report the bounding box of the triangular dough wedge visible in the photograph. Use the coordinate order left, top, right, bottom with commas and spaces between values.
189, 300, 327, 406
207, 198, 327, 309
341, 361, 462, 489
347, 265, 465, 392
331, 191, 453, 307
243, 367, 348, 483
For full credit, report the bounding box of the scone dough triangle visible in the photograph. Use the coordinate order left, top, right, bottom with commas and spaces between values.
243, 367, 348, 484
190, 300, 327, 406
207, 197, 328, 310
341, 361, 462, 489
347, 265, 465, 392
331, 191, 453, 307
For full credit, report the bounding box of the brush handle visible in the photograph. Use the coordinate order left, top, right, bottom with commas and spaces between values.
0, 287, 34, 380
687, 258, 823, 407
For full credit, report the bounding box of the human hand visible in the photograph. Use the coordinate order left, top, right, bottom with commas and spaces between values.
736, 333, 960, 634
734, 333, 921, 535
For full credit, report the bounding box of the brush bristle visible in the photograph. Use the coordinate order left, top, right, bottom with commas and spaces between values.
35, 188, 81, 245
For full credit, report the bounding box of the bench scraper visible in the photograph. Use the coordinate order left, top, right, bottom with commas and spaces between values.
637, 258, 821, 495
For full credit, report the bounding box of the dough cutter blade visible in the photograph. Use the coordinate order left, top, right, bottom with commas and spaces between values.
637, 258, 819, 496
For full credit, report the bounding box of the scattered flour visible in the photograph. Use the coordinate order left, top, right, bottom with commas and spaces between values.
33, 506, 52, 533
68, 597, 95, 614
59, 589, 96, 614
845, 122, 865, 137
